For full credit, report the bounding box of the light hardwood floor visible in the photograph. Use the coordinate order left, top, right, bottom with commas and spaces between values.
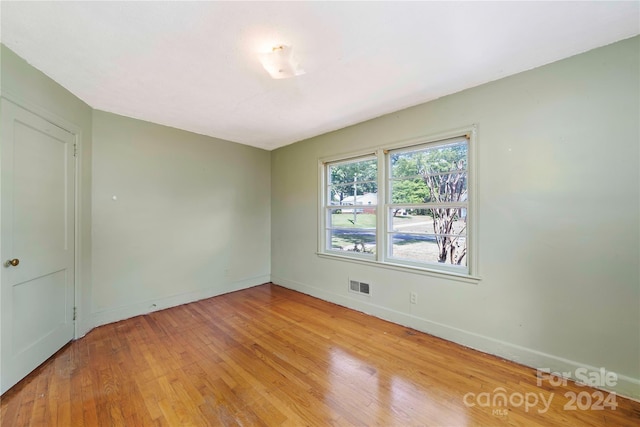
1, 284, 639, 426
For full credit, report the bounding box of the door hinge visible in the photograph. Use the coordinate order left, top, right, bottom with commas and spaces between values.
73, 306, 77, 321
73, 143, 78, 157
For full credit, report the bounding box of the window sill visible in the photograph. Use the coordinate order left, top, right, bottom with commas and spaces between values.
316, 252, 481, 284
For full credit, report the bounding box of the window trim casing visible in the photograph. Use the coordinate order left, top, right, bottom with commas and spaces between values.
318, 125, 479, 282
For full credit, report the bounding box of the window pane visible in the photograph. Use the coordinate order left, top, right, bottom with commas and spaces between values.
427, 207, 467, 236
390, 179, 429, 204
391, 140, 467, 178
390, 209, 466, 233
329, 230, 376, 254
329, 158, 377, 186
390, 151, 423, 180
328, 208, 376, 253
425, 171, 467, 203
391, 140, 467, 204
390, 234, 467, 266
328, 209, 377, 228
328, 183, 378, 207
390, 211, 433, 233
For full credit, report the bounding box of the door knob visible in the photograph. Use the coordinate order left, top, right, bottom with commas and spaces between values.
5, 259, 19, 267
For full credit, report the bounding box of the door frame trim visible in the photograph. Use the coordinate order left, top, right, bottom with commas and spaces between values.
0, 90, 84, 340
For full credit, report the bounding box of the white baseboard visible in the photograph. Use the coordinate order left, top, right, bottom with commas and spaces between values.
272, 275, 640, 401
90, 275, 271, 329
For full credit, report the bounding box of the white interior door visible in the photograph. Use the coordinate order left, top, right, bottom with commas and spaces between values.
0, 99, 75, 394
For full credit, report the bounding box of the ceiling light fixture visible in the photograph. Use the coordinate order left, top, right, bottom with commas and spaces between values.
259, 45, 305, 79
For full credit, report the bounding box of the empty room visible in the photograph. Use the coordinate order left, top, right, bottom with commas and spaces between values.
1, 1, 639, 426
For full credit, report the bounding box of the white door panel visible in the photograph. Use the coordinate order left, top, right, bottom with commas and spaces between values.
1, 99, 75, 394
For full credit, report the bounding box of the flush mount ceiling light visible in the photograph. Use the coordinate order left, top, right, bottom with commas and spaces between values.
259, 45, 305, 79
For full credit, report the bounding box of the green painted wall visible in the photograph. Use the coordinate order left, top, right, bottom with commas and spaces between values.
91, 111, 271, 325
271, 36, 640, 398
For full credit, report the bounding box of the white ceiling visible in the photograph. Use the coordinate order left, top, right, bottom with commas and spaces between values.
1, 2, 638, 151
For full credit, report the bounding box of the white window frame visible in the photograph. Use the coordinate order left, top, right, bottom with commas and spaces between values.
318, 126, 479, 283
321, 154, 379, 261
385, 136, 470, 274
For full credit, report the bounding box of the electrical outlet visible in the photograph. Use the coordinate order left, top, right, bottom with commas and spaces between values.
410, 292, 418, 304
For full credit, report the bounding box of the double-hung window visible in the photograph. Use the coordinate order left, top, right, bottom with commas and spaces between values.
324, 156, 378, 258
387, 137, 469, 273
320, 130, 476, 279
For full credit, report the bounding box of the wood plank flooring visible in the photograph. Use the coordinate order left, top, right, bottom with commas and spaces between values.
1, 283, 639, 426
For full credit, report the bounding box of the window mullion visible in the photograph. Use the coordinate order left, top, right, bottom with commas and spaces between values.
376, 148, 386, 262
